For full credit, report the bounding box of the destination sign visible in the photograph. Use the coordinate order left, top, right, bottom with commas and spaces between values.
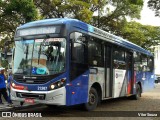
16, 26, 61, 37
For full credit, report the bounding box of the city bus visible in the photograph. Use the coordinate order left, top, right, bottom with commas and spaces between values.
10, 18, 155, 111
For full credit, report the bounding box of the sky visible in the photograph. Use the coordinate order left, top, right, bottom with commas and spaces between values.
138, 0, 160, 26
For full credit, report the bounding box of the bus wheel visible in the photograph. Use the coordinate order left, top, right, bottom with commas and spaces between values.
132, 84, 141, 100
84, 87, 98, 111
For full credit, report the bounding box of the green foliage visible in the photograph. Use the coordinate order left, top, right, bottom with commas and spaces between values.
1, 59, 8, 69
33, 0, 106, 23
0, 0, 38, 50
148, 0, 160, 17
92, 0, 143, 27
120, 21, 160, 49
90, 0, 160, 50
3, 0, 38, 23
0, 0, 159, 52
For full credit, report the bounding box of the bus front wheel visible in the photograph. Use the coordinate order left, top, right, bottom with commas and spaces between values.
84, 87, 98, 111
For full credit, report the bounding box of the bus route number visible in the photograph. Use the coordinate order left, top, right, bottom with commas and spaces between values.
38, 86, 47, 91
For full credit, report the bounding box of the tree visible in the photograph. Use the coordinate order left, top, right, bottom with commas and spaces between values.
120, 21, 160, 49
0, 0, 38, 48
148, 0, 160, 17
89, 0, 160, 50
0, 0, 158, 52
33, 0, 107, 23
91, 0, 144, 33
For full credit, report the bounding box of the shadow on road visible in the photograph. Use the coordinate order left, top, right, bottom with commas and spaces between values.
0, 97, 136, 117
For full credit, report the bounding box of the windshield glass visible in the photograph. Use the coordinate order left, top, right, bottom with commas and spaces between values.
13, 38, 66, 75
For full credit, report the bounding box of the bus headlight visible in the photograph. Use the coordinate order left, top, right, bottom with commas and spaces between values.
57, 81, 61, 87
11, 82, 27, 90
49, 78, 66, 90
12, 82, 16, 87
50, 84, 55, 89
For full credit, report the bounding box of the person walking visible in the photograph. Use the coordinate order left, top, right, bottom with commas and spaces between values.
0, 67, 12, 106
7, 69, 12, 102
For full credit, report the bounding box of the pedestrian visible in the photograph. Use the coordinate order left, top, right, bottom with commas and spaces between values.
0, 67, 12, 106
7, 69, 12, 102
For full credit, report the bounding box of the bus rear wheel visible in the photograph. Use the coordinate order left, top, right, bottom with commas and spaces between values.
84, 87, 98, 111
132, 84, 141, 100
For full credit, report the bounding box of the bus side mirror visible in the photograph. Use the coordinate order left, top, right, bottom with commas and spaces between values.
70, 32, 87, 43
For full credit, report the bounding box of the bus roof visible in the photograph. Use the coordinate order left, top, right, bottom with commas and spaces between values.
17, 18, 153, 56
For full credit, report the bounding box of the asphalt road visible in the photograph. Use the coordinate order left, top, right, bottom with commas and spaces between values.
1, 83, 160, 120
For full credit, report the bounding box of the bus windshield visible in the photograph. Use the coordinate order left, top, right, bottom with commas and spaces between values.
13, 38, 66, 75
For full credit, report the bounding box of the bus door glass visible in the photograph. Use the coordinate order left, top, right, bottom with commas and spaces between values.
113, 48, 127, 98
104, 45, 112, 98
126, 52, 133, 95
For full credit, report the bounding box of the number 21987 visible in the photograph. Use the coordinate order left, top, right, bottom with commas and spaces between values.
38, 86, 47, 91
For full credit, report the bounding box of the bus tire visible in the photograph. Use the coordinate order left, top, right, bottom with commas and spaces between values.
132, 84, 141, 100
83, 87, 98, 111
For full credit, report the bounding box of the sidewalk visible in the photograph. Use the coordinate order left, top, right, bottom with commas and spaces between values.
0, 101, 23, 110
0, 100, 38, 111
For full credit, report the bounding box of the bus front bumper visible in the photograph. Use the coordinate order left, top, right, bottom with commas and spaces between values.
10, 87, 66, 105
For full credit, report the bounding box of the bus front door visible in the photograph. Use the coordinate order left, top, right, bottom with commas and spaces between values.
104, 46, 113, 98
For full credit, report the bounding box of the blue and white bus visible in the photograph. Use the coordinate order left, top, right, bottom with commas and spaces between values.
10, 18, 155, 111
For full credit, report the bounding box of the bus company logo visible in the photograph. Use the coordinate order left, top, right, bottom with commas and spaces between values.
2, 112, 12, 117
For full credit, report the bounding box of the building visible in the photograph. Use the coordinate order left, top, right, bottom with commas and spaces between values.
154, 45, 160, 77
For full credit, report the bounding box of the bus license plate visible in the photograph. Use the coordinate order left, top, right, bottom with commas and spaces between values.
25, 98, 34, 104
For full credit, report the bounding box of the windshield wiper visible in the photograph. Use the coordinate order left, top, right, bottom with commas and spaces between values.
25, 45, 29, 60
38, 44, 42, 65
37, 35, 50, 65
22, 37, 29, 60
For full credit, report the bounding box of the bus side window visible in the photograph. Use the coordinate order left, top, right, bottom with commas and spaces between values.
148, 57, 153, 72
88, 38, 103, 67
125, 52, 132, 70
71, 42, 85, 63
142, 55, 148, 72
70, 32, 87, 64
113, 48, 126, 69
134, 52, 142, 71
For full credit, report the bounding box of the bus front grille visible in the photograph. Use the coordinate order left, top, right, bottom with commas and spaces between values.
13, 76, 51, 84
16, 92, 46, 100
13, 73, 62, 84
14, 78, 50, 84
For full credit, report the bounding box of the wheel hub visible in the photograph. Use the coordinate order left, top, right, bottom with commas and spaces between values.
89, 93, 96, 105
